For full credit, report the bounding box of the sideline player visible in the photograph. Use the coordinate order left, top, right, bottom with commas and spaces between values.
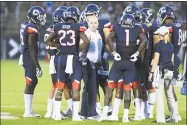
19, 6, 46, 117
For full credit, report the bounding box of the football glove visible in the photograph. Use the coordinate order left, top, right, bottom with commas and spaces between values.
130, 51, 139, 62
36, 67, 42, 77
112, 51, 121, 61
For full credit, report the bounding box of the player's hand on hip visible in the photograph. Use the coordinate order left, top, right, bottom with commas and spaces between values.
130, 51, 139, 62
36, 67, 42, 77
112, 51, 121, 61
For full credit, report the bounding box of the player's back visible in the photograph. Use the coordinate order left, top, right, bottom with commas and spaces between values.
54, 22, 85, 55
20, 21, 39, 56
113, 23, 143, 59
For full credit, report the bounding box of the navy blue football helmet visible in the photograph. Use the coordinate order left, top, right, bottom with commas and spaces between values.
52, 9, 66, 23
83, 4, 101, 21
119, 14, 135, 28
141, 8, 154, 24
157, 5, 175, 25
27, 6, 46, 25
55, 6, 67, 11
123, 5, 142, 22
65, 6, 81, 23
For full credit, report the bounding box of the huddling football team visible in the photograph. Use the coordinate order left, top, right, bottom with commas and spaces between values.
19, 3, 187, 123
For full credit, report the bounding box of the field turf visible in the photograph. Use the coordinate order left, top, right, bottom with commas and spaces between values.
1, 60, 186, 125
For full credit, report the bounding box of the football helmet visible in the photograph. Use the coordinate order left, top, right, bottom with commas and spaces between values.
55, 6, 67, 11
141, 8, 154, 24
27, 6, 46, 25
65, 6, 81, 23
119, 14, 135, 28
123, 5, 142, 22
52, 9, 66, 23
157, 5, 175, 25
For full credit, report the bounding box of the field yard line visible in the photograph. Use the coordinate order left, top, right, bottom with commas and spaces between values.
0, 112, 18, 120
1, 93, 45, 95
1, 106, 17, 108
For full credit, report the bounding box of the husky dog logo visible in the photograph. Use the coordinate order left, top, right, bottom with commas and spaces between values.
33, 9, 40, 16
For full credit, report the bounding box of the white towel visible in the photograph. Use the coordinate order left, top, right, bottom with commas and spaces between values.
19, 54, 23, 66
152, 66, 160, 88
49, 55, 56, 74
65, 55, 74, 74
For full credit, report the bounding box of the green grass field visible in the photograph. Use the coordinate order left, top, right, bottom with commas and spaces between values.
1, 60, 186, 125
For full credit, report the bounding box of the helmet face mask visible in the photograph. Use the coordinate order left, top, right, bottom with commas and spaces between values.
38, 14, 46, 25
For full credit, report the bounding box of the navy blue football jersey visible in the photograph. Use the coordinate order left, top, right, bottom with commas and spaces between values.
111, 23, 144, 59
20, 21, 39, 55
53, 22, 86, 55
44, 23, 58, 56
164, 22, 182, 55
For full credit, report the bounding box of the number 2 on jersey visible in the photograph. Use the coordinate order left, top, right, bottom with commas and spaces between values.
58, 30, 76, 46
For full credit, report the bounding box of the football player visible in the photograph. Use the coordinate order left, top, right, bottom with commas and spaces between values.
19, 6, 46, 117
140, 8, 160, 119
44, 8, 67, 119
122, 5, 148, 120
98, 14, 147, 122
80, 4, 112, 118
45, 6, 90, 121
107, 5, 145, 121
157, 5, 182, 122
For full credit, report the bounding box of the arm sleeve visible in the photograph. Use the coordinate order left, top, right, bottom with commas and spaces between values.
28, 34, 40, 68
154, 43, 160, 53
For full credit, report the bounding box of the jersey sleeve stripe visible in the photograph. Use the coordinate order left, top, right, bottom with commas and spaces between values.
27, 27, 38, 34
80, 26, 86, 32
169, 27, 173, 33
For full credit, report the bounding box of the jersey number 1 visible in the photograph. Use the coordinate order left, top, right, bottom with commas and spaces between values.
125, 29, 129, 46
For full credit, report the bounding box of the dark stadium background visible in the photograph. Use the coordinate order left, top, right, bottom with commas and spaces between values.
1, 1, 186, 60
